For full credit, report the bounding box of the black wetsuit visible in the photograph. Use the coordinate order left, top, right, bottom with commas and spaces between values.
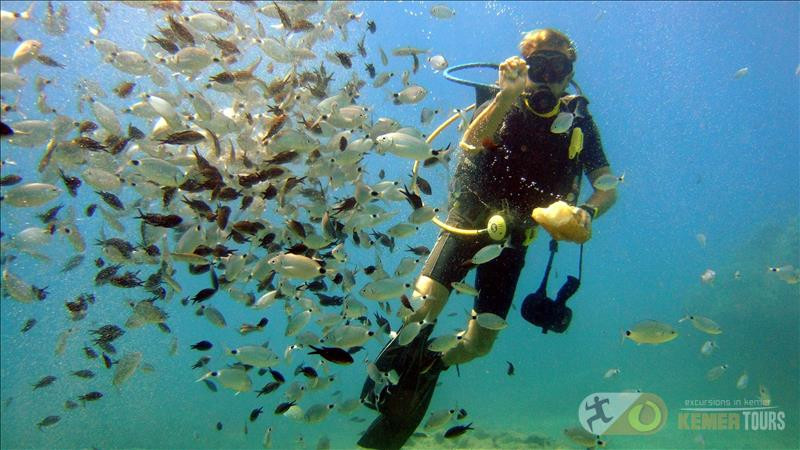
420, 94, 609, 318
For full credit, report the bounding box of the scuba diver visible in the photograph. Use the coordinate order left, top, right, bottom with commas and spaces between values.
358, 29, 618, 449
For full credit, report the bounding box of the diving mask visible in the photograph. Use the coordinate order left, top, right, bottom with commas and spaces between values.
525, 51, 573, 83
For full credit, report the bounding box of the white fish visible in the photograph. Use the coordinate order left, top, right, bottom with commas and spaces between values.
109, 50, 150, 76
2, 268, 36, 303
2, 183, 60, 207
203, 306, 227, 328
699, 340, 718, 357
706, 364, 728, 381
696, 233, 707, 248
475, 312, 508, 330
227, 346, 280, 368
373, 71, 394, 88
679, 314, 722, 335
427, 334, 462, 353
430, 5, 456, 19
337, 398, 361, 414
550, 111, 575, 134
700, 268, 716, 285
759, 384, 771, 406
736, 372, 749, 390
113, 352, 143, 387
197, 368, 252, 394
592, 172, 624, 191
253, 290, 280, 309
185, 13, 229, 33
304, 403, 335, 424
375, 132, 438, 161
424, 408, 456, 431
393, 85, 427, 105
451, 281, 479, 296
397, 321, 423, 346
172, 47, 216, 74
360, 279, 410, 302
0, 72, 25, 91
394, 257, 420, 277
733, 67, 749, 79
129, 158, 184, 187
286, 309, 313, 337
624, 320, 678, 345
386, 223, 419, 238
604, 368, 621, 379
12, 39, 42, 68
263, 426, 273, 449
90, 98, 122, 135
83, 167, 121, 191
469, 241, 506, 265
54, 327, 77, 356
427, 55, 448, 72
269, 253, 325, 280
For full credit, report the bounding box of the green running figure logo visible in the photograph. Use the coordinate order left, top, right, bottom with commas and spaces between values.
578, 392, 668, 435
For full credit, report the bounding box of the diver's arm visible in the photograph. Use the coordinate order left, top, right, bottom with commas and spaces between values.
459, 92, 517, 151
459, 56, 527, 152
583, 166, 617, 218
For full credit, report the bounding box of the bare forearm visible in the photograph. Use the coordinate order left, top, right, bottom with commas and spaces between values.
460, 92, 516, 151
585, 188, 617, 217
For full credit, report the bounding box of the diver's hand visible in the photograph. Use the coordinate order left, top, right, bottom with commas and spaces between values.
573, 208, 592, 243
497, 56, 527, 102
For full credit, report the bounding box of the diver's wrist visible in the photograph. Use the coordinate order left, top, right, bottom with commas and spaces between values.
578, 204, 598, 219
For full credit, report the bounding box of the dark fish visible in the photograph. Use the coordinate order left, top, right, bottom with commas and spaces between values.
444, 423, 474, 439
416, 175, 432, 195
86, 203, 97, 217
274, 401, 296, 415
192, 288, 217, 304
400, 185, 423, 209
60, 254, 85, 273
0, 121, 13, 136
308, 345, 354, 365
506, 361, 515, 376
367, 20, 376, 33
147, 34, 179, 54
71, 369, 95, 379
216, 421, 223, 431
64, 400, 79, 410
78, 121, 98, 133
406, 245, 431, 256
136, 209, 183, 228
0, 174, 22, 186
96, 191, 124, 210
36, 54, 64, 68
21, 318, 37, 333
78, 391, 103, 403
128, 124, 145, 140
167, 15, 194, 45
269, 368, 285, 383
457, 408, 468, 420
203, 379, 218, 392
58, 169, 81, 197
256, 381, 281, 397
249, 406, 263, 422
192, 356, 211, 369
83, 346, 98, 359
37, 415, 61, 430
295, 365, 318, 379
112, 81, 136, 98
32, 375, 57, 390
191, 340, 213, 351
158, 130, 205, 145
334, 51, 353, 68
37, 204, 63, 224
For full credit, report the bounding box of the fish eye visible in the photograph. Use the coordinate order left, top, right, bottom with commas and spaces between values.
211, 371, 218, 376
625, 330, 631, 336
131, 160, 140, 165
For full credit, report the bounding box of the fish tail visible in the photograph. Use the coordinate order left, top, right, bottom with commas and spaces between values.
21, 3, 35, 20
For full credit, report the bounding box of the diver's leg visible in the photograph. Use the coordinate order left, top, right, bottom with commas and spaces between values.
402, 229, 481, 324
442, 245, 527, 365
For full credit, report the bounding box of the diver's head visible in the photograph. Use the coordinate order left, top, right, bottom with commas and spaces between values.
518, 29, 576, 98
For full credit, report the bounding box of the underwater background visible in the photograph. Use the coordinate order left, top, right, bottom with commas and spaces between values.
1, 1, 798, 449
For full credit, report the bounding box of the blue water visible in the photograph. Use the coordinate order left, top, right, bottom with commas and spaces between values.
1, 1, 798, 449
